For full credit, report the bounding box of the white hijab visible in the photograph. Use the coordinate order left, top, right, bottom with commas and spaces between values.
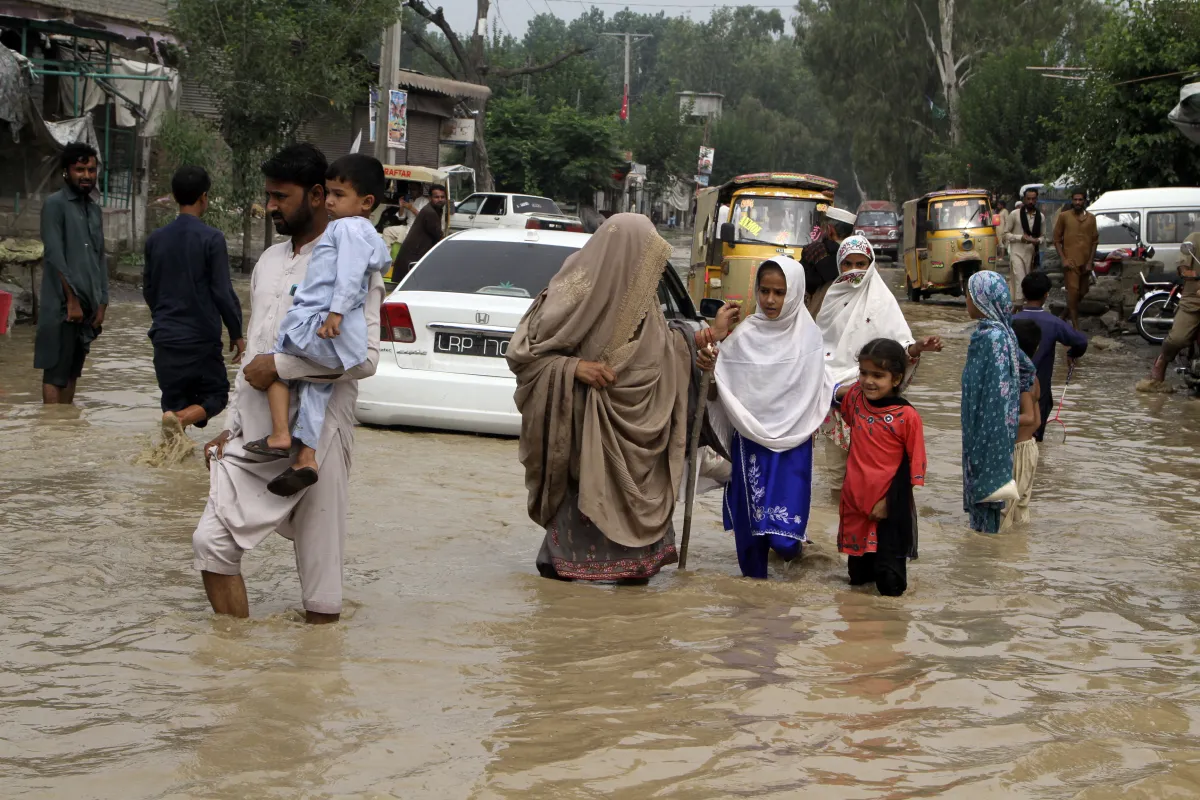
711, 257, 832, 452
816, 236, 915, 386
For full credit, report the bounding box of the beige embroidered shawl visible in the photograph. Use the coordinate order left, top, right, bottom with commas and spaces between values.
507, 214, 691, 548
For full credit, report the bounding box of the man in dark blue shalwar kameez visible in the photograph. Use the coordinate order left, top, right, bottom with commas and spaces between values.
143, 165, 244, 432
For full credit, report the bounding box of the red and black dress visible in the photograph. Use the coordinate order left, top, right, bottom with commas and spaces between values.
836, 384, 927, 596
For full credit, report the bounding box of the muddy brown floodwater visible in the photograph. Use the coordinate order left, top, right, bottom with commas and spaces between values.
4, 268, 1200, 799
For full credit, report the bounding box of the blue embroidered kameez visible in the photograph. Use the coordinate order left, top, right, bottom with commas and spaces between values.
723, 431, 813, 578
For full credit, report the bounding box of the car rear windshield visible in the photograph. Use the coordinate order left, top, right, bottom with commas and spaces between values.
403, 240, 578, 298
858, 211, 898, 226
513, 195, 561, 215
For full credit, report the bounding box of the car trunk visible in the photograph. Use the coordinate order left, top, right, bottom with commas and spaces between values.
389, 291, 533, 378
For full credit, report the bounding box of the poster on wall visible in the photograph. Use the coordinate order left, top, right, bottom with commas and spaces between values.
697, 146, 714, 175
387, 89, 408, 149
369, 86, 378, 142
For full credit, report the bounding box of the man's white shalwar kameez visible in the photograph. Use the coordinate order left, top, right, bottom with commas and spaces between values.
192, 236, 384, 615
1002, 207, 1047, 300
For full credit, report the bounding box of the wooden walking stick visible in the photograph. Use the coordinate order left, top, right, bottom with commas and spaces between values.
678, 368, 714, 570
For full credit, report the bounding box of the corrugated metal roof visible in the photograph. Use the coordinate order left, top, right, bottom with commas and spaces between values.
396, 69, 490, 102
19, 0, 170, 29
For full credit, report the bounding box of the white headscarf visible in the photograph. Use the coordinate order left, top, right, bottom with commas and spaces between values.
711, 257, 832, 452
816, 235, 915, 385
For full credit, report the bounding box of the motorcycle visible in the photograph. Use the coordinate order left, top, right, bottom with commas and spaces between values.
1129, 270, 1181, 344
1094, 221, 1155, 276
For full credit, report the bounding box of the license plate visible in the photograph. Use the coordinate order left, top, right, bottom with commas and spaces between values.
539, 220, 566, 230
434, 331, 510, 358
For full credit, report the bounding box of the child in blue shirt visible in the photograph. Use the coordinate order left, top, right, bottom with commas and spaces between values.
244, 154, 390, 495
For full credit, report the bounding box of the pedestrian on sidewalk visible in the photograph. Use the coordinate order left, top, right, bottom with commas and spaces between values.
1053, 190, 1099, 329
993, 199, 1009, 258
1012, 272, 1087, 441
391, 184, 446, 282
961, 271, 1035, 534
35, 142, 107, 405
192, 143, 385, 624
1001, 188, 1047, 310
143, 165, 244, 434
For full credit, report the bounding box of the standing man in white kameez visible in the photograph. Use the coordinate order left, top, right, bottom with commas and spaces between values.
192, 143, 385, 624
1002, 188, 1047, 311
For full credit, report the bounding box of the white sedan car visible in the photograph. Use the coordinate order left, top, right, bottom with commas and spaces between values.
356, 228, 702, 436
449, 192, 585, 233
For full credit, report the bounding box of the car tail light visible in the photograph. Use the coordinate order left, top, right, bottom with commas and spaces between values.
566, 222, 585, 232
525, 218, 543, 230
381, 301, 416, 343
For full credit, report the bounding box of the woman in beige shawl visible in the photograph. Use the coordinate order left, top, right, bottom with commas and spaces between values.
507, 214, 736, 582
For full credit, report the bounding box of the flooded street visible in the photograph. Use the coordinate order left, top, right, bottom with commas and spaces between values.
5, 268, 1200, 799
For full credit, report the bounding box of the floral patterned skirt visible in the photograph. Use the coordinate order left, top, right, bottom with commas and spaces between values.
722, 432, 813, 578
536, 489, 678, 581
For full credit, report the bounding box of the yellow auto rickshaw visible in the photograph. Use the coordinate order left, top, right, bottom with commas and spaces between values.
688, 172, 838, 317
902, 190, 997, 302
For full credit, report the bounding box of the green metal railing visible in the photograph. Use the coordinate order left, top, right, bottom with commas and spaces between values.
12, 21, 169, 210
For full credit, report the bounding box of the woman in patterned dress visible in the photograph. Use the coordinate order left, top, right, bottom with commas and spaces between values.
507, 214, 737, 582
708, 257, 833, 579
960, 270, 1035, 533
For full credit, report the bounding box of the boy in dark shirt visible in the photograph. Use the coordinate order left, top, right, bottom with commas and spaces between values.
1011, 272, 1087, 441
143, 166, 244, 434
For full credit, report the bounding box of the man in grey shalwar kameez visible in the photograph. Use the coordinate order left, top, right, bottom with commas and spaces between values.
35, 142, 108, 404
192, 143, 384, 623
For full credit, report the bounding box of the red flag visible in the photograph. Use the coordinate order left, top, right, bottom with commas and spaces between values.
620, 85, 629, 121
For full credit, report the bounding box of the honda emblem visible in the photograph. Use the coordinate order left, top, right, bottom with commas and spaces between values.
475, 312, 489, 325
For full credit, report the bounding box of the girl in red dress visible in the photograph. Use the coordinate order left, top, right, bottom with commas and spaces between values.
834, 339, 927, 596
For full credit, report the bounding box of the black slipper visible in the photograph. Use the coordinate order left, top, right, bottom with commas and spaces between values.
267, 466, 318, 497
243, 436, 291, 459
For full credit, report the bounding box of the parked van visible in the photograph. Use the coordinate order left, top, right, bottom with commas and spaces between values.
1088, 188, 1200, 266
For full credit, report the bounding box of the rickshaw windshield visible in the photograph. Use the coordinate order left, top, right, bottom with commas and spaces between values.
928, 198, 991, 230
730, 196, 818, 247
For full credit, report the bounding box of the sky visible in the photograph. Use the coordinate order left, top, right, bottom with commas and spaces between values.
436, 0, 797, 38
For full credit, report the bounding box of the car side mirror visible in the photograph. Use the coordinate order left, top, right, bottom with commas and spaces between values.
699, 298, 725, 319
719, 222, 736, 245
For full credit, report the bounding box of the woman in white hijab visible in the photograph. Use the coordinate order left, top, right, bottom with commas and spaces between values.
709, 257, 833, 579
816, 235, 942, 481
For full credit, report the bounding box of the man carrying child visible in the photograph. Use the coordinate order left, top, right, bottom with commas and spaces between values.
192, 143, 386, 624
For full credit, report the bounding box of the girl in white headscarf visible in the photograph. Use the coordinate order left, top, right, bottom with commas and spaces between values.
816, 236, 942, 479
709, 257, 833, 579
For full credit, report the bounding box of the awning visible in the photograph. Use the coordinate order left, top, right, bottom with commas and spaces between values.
395, 69, 491, 102
382, 164, 446, 183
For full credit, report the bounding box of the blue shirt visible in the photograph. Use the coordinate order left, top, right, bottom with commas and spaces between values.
1011, 307, 1088, 395
276, 216, 390, 370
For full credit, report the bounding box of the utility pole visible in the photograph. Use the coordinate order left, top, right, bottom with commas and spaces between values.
600, 32, 650, 124
375, 18, 403, 165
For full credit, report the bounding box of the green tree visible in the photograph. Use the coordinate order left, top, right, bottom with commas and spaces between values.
627, 91, 701, 183
487, 96, 620, 202
923, 47, 1068, 196
171, 0, 398, 263
1047, 0, 1200, 192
